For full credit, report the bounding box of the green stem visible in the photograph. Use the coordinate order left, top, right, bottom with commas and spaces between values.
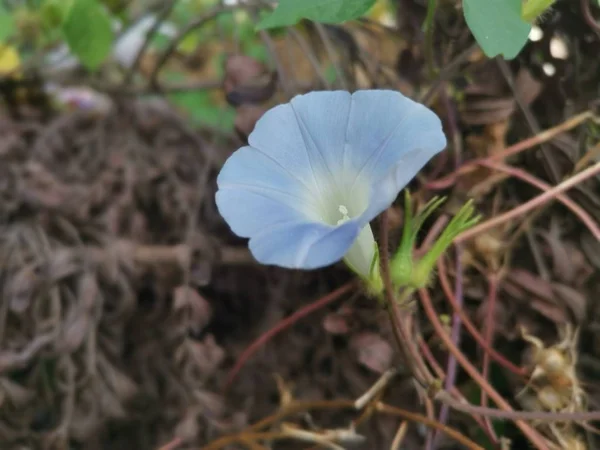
423, 0, 438, 77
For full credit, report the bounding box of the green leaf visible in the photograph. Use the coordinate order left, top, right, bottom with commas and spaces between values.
257, 0, 377, 30
169, 90, 236, 132
0, 5, 15, 41
463, 0, 531, 59
62, 0, 113, 70
521, 0, 556, 22
165, 72, 235, 133
41, 0, 72, 29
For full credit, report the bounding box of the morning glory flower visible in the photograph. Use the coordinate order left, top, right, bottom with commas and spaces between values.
216, 90, 446, 282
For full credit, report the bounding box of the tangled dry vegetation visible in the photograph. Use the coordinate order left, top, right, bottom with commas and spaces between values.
0, 0, 600, 449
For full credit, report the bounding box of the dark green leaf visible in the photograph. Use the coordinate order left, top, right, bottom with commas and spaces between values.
62, 0, 113, 70
257, 0, 376, 30
463, 0, 531, 59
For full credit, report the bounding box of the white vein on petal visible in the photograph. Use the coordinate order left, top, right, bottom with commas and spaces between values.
218, 185, 319, 222
250, 219, 315, 242
354, 132, 442, 225
341, 94, 355, 178
242, 145, 319, 201
217, 182, 321, 216
289, 101, 334, 196
348, 105, 421, 195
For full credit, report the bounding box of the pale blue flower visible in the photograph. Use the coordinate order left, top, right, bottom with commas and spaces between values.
216, 90, 446, 279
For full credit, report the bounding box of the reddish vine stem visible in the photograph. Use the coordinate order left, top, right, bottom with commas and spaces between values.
418, 288, 551, 449
437, 258, 527, 377
480, 273, 501, 442
581, 0, 600, 33
456, 161, 600, 243
157, 437, 182, 450
479, 160, 600, 240
223, 281, 357, 390
426, 111, 596, 190
418, 337, 499, 445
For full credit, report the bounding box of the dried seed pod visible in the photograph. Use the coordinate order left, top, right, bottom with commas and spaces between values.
535, 384, 569, 412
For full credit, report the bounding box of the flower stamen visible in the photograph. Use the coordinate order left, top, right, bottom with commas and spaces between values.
336, 204, 351, 225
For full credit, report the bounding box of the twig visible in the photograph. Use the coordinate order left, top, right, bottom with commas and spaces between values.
418, 336, 499, 445
581, 0, 600, 33
427, 111, 597, 190
437, 258, 526, 376
479, 160, 600, 240
287, 28, 331, 89
390, 421, 409, 450
157, 437, 182, 450
123, 0, 178, 85
203, 399, 484, 450
436, 390, 600, 422
95, 79, 223, 96
257, 26, 292, 96
376, 403, 484, 450
150, 4, 236, 87
313, 23, 349, 90
354, 368, 397, 410
455, 162, 600, 243
223, 281, 357, 390
480, 273, 500, 442
418, 288, 551, 449
423, 0, 439, 78
497, 57, 560, 183
202, 431, 284, 450
420, 43, 479, 106
432, 84, 463, 450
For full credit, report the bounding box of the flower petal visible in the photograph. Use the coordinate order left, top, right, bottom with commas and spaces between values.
216, 187, 306, 238
288, 91, 353, 180
247, 103, 325, 197
217, 146, 321, 218
345, 90, 446, 223
249, 220, 360, 269
216, 89, 447, 272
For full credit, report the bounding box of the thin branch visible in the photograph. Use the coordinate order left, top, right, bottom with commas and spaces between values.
287, 28, 331, 89
202, 399, 485, 450
479, 160, 600, 240
427, 111, 597, 190
123, 0, 178, 85
436, 258, 527, 376
436, 390, 600, 422
432, 84, 463, 450
480, 273, 500, 442
455, 162, 600, 243
313, 23, 349, 90
418, 288, 551, 449
376, 403, 485, 450
420, 43, 479, 106
150, 4, 236, 87
223, 281, 357, 390
496, 57, 560, 183
581, 0, 600, 33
